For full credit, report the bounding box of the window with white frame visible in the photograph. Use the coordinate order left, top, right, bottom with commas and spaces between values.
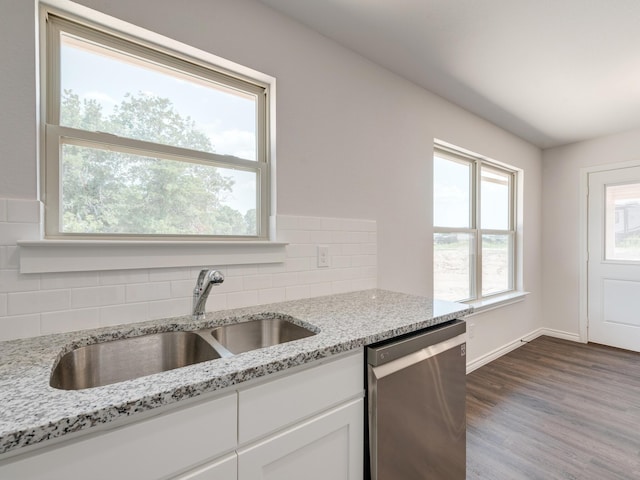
43, 13, 270, 240
433, 145, 517, 302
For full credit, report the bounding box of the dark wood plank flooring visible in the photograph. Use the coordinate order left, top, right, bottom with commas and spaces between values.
467, 336, 640, 480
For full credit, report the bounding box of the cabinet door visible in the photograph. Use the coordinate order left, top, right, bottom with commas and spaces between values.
238, 398, 363, 480
174, 453, 237, 480
0, 392, 237, 480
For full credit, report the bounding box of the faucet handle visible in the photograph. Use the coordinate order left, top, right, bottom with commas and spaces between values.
208, 270, 224, 284
196, 269, 224, 291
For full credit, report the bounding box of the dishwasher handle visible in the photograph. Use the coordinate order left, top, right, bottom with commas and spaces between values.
370, 333, 466, 380
367, 319, 466, 367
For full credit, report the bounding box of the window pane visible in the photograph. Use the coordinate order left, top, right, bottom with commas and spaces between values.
60, 33, 257, 160
60, 143, 257, 236
481, 166, 510, 230
606, 183, 640, 261
434, 233, 473, 301
482, 234, 512, 296
434, 155, 471, 228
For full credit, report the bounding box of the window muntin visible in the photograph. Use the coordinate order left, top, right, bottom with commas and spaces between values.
45, 14, 269, 239
433, 147, 516, 302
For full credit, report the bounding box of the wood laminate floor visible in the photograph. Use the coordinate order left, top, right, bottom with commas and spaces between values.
466, 336, 640, 480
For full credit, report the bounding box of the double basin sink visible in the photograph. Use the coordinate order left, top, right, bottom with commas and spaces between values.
50, 316, 317, 391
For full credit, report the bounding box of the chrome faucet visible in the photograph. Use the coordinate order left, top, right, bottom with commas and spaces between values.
192, 269, 224, 320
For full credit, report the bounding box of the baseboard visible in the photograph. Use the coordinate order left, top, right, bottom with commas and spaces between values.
466, 327, 581, 374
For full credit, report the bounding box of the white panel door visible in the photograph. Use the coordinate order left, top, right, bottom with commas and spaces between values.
588, 166, 640, 351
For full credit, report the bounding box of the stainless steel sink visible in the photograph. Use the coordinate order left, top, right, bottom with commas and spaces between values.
50, 315, 317, 390
211, 317, 316, 354
50, 331, 220, 390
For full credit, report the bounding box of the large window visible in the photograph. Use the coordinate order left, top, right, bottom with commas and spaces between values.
433, 146, 517, 302
43, 13, 270, 240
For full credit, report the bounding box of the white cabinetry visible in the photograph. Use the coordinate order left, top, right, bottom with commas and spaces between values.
175, 453, 237, 480
0, 350, 364, 480
238, 398, 362, 480
0, 392, 237, 480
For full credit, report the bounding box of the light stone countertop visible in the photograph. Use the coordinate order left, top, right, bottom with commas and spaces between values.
0, 289, 472, 456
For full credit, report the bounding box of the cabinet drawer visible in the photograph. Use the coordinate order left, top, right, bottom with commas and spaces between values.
174, 453, 237, 480
238, 350, 363, 444
0, 392, 237, 480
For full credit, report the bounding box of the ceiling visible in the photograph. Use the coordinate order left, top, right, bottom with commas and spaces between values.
258, 0, 640, 149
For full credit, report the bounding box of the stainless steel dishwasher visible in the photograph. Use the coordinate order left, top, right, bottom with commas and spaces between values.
366, 319, 466, 480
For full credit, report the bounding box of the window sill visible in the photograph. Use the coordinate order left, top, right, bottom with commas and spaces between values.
464, 291, 530, 315
17, 240, 288, 273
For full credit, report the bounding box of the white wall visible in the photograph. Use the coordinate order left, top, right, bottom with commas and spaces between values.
542, 127, 640, 336
0, 0, 543, 365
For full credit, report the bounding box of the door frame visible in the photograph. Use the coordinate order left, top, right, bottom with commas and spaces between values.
579, 159, 640, 343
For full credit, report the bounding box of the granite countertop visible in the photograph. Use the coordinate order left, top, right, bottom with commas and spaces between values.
0, 289, 472, 456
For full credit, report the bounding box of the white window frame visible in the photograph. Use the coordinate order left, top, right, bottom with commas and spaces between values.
42, 10, 271, 241
18, 3, 284, 273
433, 144, 518, 303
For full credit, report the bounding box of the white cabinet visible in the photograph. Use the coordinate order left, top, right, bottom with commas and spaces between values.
175, 453, 237, 480
0, 350, 364, 480
0, 392, 237, 480
238, 398, 363, 480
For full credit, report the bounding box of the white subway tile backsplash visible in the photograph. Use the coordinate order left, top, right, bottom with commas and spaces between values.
41, 271, 99, 290
258, 287, 286, 305
308, 282, 332, 298
0, 223, 39, 246
225, 265, 259, 277
309, 230, 332, 243
258, 263, 287, 274
41, 309, 100, 335
126, 282, 171, 303
321, 218, 343, 231
285, 257, 310, 272
341, 244, 362, 256
351, 231, 371, 244
277, 229, 311, 244
71, 285, 126, 308
285, 285, 309, 301
206, 293, 228, 312
332, 256, 352, 268
330, 231, 351, 244
99, 270, 149, 285
351, 255, 377, 267
286, 244, 315, 258
0, 314, 40, 342
215, 276, 244, 294
271, 272, 299, 288
0, 270, 39, 293
298, 216, 323, 230
148, 298, 190, 320
8, 290, 70, 315
276, 215, 299, 231
170, 279, 195, 298
243, 274, 272, 291
361, 243, 377, 255
227, 290, 258, 309
0, 204, 377, 339
362, 266, 377, 278
99, 303, 148, 327
4, 246, 19, 269
331, 280, 355, 294
148, 267, 190, 282
7, 199, 40, 223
